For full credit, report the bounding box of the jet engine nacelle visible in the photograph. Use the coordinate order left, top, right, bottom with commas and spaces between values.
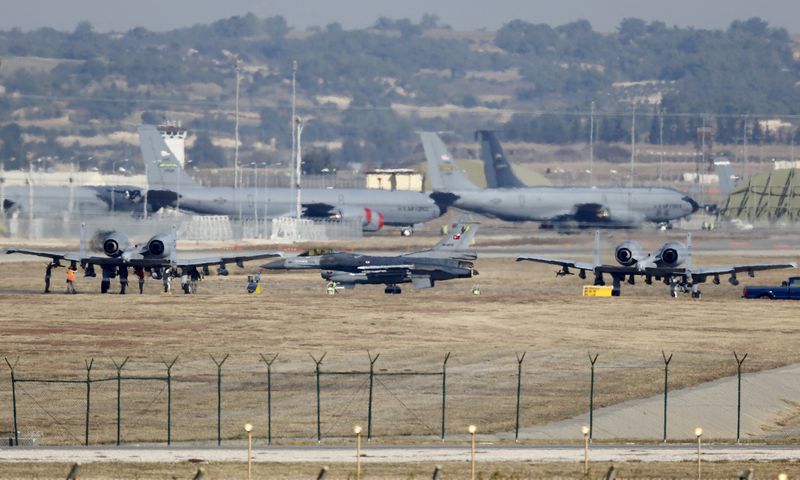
143, 233, 173, 259
656, 241, 688, 268
333, 207, 385, 232
614, 240, 644, 266
99, 232, 131, 258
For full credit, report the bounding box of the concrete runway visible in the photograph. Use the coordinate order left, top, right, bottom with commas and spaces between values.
2, 444, 800, 463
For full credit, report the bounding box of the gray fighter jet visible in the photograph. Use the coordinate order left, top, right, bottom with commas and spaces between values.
517, 231, 796, 298
263, 222, 479, 294
6, 225, 282, 293
138, 125, 441, 234
422, 132, 699, 229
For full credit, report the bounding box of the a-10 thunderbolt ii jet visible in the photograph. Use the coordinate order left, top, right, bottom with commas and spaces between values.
517, 231, 796, 298
6, 225, 282, 293
263, 222, 479, 294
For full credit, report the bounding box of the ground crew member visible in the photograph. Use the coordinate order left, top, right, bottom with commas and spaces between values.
135, 267, 145, 294
118, 266, 129, 295
180, 270, 190, 294
66, 266, 77, 294
100, 264, 115, 294
189, 266, 201, 294
44, 262, 53, 293
162, 267, 171, 294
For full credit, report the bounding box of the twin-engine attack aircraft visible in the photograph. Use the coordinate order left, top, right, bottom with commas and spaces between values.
138, 125, 441, 235
262, 222, 479, 294
6, 226, 282, 293
422, 132, 699, 229
517, 231, 796, 298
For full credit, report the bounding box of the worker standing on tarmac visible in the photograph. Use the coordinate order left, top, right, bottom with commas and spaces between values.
180, 270, 190, 294
44, 262, 53, 293
135, 267, 145, 294
66, 266, 77, 294
118, 266, 129, 295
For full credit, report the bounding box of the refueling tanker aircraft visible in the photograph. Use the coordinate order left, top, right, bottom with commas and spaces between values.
6, 225, 282, 292
262, 222, 479, 294
517, 231, 796, 298
422, 132, 699, 229
138, 125, 441, 235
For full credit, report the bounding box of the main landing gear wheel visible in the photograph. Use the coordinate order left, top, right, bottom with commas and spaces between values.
384, 285, 402, 294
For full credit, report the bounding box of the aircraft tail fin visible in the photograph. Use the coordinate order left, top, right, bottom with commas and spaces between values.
420, 132, 478, 191
714, 159, 738, 198
139, 125, 200, 191
476, 130, 526, 188
593, 230, 600, 267
431, 222, 479, 252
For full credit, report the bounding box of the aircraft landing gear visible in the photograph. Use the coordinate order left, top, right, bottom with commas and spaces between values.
384, 285, 402, 294
400, 228, 414, 237
691, 284, 702, 299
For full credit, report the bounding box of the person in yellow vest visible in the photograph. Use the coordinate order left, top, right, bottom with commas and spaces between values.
66, 266, 77, 294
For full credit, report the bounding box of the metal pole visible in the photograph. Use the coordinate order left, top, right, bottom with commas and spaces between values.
514, 352, 526, 443
295, 119, 304, 220
629, 106, 636, 188
5, 358, 19, 446
162, 356, 178, 445
112, 357, 129, 446
310, 353, 326, 443
697, 432, 702, 479
355, 427, 362, 480
211, 354, 229, 446
469, 426, 477, 480
659, 109, 665, 185
85, 358, 93, 446
743, 115, 749, 179
734, 352, 747, 443
589, 101, 595, 188
662, 351, 673, 443
588, 353, 599, 441
290, 60, 297, 219
367, 352, 379, 441
441, 352, 450, 442
260, 354, 278, 445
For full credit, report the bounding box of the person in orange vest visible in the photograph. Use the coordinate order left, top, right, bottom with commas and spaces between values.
66, 266, 77, 294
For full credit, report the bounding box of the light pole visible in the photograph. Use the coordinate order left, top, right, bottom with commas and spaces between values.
244, 423, 253, 480
353, 425, 362, 480
234, 57, 242, 224
589, 101, 595, 188
295, 117, 305, 219
582, 425, 590, 475
468, 424, 477, 480
694, 427, 703, 480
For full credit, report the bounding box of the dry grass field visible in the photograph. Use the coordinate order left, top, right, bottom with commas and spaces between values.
2, 460, 800, 480
1, 246, 799, 447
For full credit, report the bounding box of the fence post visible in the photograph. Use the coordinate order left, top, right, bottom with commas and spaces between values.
734, 351, 748, 443
588, 353, 599, 442
162, 356, 178, 445
310, 353, 326, 443
111, 356, 129, 446
662, 351, 673, 443
259, 353, 279, 445
440, 352, 450, 442
4, 357, 19, 446
210, 354, 229, 446
84, 358, 94, 446
514, 352, 526, 443
367, 352, 380, 441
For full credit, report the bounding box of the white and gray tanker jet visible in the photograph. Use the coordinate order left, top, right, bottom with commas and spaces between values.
138, 125, 441, 234
517, 231, 796, 298
422, 132, 699, 229
263, 222, 479, 294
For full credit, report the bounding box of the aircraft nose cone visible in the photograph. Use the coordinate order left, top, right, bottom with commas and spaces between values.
261, 259, 287, 270
683, 195, 700, 214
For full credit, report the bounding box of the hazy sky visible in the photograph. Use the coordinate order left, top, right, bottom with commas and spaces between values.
3, 0, 799, 33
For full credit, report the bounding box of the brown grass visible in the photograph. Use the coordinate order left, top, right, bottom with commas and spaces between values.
0, 255, 798, 446
1, 460, 799, 480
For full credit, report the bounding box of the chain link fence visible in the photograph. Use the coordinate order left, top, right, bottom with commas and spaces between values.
1, 351, 793, 446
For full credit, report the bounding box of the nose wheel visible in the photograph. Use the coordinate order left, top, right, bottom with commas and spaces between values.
384, 285, 402, 294
400, 228, 414, 237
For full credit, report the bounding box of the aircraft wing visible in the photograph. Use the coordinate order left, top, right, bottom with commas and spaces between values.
689, 262, 797, 276
176, 251, 283, 269
516, 256, 595, 272
5, 249, 129, 267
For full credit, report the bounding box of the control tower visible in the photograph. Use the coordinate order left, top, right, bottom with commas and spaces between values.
157, 121, 188, 167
